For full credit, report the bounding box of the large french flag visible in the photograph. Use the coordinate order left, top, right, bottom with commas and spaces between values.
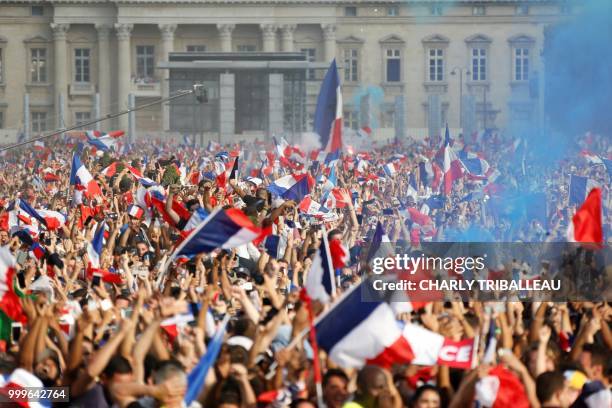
313, 59, 343, 155
305, 228, 336, 303
268, 174, 314, 202
172, 208, 261, 259
315, 283, 415, 368
7, 199, 48, 228
70, 154, 102, 198
315, 279, 477, 369
442, 125, 462, 195
567, 188, 603, 247
568, 174, 599, 206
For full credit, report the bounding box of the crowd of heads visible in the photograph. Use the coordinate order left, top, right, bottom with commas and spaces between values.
0, 127, 609, 407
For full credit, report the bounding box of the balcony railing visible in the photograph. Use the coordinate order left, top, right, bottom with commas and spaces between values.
69, 83, 95, 96
130, 78, 161, 97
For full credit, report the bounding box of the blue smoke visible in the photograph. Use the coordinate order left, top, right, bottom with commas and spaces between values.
350, 85, 385, 129
544, 0, 612, 136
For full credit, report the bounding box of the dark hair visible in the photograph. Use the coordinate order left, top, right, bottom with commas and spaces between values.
411, 385, 440, 406
228, 345, 249, 366
231, 317, 256, 339
217, 377, 242, 406
536, 371, 565, 404
323, 368, 349, 388
290, 398, 316, 408
327, 229, 342, 241
583, 343, 610, 372
103, 355, 133, 378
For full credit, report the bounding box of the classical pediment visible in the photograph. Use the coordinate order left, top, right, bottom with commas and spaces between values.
465, 34, 492, 44
24, 35, 50, 44
379, 34, 404, 44
337, 35, 365, 44
507, 34, 535, 45
422, 34, 450, 45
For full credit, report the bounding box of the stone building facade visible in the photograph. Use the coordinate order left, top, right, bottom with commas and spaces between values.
0, 0, 573, 143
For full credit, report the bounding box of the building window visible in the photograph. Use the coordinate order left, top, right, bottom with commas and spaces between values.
0, 111, 3, 129
345, 6, 357, 17
387, 6, 399, 16
300, 48, 316, 80
74, 48, 90, 83
515, 5, 529, 15
237, 44, 256, 52
382, 110, 395, 128
472, 6, 485, 16
385, 49, 401, 82
186, 45, 206, 52
31, 6, 44, 16
136, 45, 155, 80
0, 48, 3, 83
430, 5, 443, 16
514, 48, 529, 81
31, 112, 47, 133
344, 111, 358, 130
30, 48, 47, 83
343, 48, 359, 82
75, 111, 91, 125
471, 48, 487, 81
428, 48, 444, 82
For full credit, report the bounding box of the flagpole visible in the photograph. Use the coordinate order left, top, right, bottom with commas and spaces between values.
0, 86, 202, 152
300, 289, 325, 408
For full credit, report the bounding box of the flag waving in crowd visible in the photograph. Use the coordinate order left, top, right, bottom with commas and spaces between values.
0, 112, 609, 408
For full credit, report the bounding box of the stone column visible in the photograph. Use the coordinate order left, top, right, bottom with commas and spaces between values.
115, 23, 133, 130
260, 24, 277, 52
280, 24, 296, 52
51, 23, 70, 128
217, 24, 235, 52
321, 23, 337, 63
394, 95, 406, 140
219, 73, 235, 143
95, 24, 111, 117
159, 24, 177, 132
268, 73, 284, 138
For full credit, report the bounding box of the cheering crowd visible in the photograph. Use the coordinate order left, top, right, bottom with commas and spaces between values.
0, 126, 609, 408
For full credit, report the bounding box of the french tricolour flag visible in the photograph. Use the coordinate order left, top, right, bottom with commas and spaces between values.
569, 174, 600, 206
442, 125, 463, 195
313, 59, 343, 156
86, 221, 106, 269
127, 205, 144, 219
101, 162, 118, 178
567, 188, 603, 247
299, 196, 327, 215
171, 208, 261, 259
35, 209, 66, 230
457, 149, 490, 179
7, 199, 48, 228
85, 130, 124, 151
268, 174, 314, 202
315, 279, 478, 369
383, 162, 398, 177
70, 154, 102, 198
475, 365, 530, 408
305, 228, 336, 303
